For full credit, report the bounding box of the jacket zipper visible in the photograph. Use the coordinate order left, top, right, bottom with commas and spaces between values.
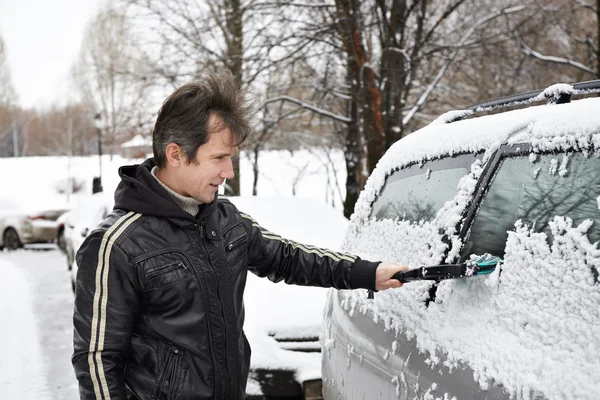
156, 348, 179, 400
145, 261, 187, 279
195, 219, 224, 398
131, 248, 192, 265
130, 241, 228, 397
226, 234, 248, 251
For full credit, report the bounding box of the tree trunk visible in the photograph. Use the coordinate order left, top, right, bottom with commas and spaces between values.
252, 145, 259, 196
224, 0, 243, 196
597, 0, 599, 79
343, 99, 363, 219
337, 0, 385, 174
336, 0, 382, 217
379, 0, 408, 148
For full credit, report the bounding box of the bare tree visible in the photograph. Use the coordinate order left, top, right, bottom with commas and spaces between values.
122, 0, 319, 195
72, 4, 154, 159
0, 36, 16, 108
515, 0, 599, 80
21, 105, 97, 156
251, 59, 345, 196
261, 0, 528, 217
123, 0, 244, 194
106, 0, 575, 220
0, 35, 19, 157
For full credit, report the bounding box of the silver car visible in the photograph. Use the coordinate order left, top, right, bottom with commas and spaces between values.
322, 81, 600, 399
0, 197, 68, 250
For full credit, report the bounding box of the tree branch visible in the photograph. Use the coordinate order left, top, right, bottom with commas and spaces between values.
403, 5, 528, 126
572, 0, 598, 12
519, 36, 596, 74
263, 95, 351, 123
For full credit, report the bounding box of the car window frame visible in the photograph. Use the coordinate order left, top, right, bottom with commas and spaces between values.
369, 152, 483, 223
457, 142, 600, 261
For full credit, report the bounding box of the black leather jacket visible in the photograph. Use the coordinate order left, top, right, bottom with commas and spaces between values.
72, 158, 379, 400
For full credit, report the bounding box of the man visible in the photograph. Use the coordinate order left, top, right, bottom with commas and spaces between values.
72, 71, 407, 399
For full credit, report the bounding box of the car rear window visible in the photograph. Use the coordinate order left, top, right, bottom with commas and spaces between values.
463, 152, 600, 259
371, 153, 479, 222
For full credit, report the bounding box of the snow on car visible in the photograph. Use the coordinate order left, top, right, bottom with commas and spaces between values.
65, 192, 113, 289
322, 81, 600, 400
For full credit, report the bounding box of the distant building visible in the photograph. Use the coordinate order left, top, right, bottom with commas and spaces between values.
120, 135, 152, 159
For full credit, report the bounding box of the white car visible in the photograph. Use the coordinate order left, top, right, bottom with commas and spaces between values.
65, 192, 113, 289
0, 197, 69, 251
68, 194, 348, 399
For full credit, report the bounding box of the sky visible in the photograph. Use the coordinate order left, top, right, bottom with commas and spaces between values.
0, 0, 103, 109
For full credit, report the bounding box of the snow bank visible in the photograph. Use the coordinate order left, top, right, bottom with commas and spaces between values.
0, 148, 347, 212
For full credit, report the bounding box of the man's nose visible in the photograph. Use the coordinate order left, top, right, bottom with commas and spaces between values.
221, 158, 235, 180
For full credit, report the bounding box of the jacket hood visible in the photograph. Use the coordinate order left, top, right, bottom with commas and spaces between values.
114, 158, 215, 220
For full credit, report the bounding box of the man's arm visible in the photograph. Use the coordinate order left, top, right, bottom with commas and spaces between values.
241, 213, 407, 291
72, 233, 138, 399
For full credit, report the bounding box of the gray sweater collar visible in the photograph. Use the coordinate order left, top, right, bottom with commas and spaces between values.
151, 166, 203, 216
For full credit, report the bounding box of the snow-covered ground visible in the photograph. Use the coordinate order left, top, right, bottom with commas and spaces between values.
0, 256, 52, 399
0, 149, 348, 398
0, 248, 78, 400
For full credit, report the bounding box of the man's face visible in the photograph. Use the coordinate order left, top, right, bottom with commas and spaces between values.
176, 118, 237, 203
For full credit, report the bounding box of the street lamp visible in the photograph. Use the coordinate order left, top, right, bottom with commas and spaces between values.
93, 113, 104, 194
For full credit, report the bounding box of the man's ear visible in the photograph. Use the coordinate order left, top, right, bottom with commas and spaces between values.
164, 143, 186, 167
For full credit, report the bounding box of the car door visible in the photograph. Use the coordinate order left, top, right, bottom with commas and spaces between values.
322, 152, 492, 400
434, 143, 600, 400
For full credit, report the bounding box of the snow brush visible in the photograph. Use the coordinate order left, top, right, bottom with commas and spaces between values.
391, 254, 501, 284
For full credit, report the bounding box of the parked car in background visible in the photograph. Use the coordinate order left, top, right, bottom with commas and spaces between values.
64, 192, 113, 288
56, 210, 72, 253
322, 82, 600, 400
0, 197, 69, 251
68, 193, 348, 399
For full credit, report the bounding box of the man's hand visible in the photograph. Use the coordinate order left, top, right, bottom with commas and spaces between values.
375, 263, 409, 291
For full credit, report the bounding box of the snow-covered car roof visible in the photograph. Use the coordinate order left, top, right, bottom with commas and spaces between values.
354, 96, 600, 222
0, 196, 69, 220
68, 192, 113, 232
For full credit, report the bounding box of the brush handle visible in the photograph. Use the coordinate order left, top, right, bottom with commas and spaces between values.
392, 264, 467, 283
392, 268, 423, 283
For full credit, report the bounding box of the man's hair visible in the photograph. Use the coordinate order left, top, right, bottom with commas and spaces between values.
152, 70, 252, 168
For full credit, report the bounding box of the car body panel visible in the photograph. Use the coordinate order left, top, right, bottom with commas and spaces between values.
322, 290, 510, 400
26, 219, 62, 242
322, 96, 600, 400
0, 197, 67, 248
56, 210, 72, 253
66, 192, 113, 273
